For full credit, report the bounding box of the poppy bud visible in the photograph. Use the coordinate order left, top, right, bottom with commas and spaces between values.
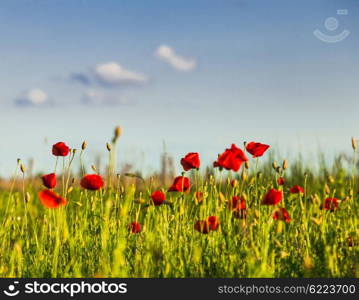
20, 163, 26, 174
72, 149, 77, 154
241, 170, 247, 181
106, 142, 112, 152
25, 192, 31, 203
230, 179, 238, 187
276, 166, 282, 173
325, 184, 331, 195
327, 175, 335, 184
245, 161, 250, 169
82, 141, 87, 150
194, 191, 204, 203
348, 236, 353, 247
311, 217, 322, 226
272, 161, 277, 170
282, 160, 288, 170
219, 192, 226, 203
17, 158, 21, 165
91, 164, 98, 173
114, 126, 122, 139
351, 137, 357, 151
280, 251, 289, 258
277, 177, 285, 185
276, 221, 283, 234
303, 256, 313, 270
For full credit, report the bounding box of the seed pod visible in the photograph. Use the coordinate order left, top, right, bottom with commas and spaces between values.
282, 159, 288, 170
351, 137, 357, 151
91, 164, 98, 173
72, 148, 77, 154
82, 141, 87, 150
245, 161, 250, 169
17, 158, 21, 165
106, 142, 112, 152
243, 141, 247, 148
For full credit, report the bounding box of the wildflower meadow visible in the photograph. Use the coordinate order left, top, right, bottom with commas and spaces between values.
0, 128, 358, 278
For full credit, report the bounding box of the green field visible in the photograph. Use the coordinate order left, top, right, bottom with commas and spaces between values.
0, 136, 358, 278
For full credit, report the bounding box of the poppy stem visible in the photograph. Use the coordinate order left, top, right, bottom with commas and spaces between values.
22, 172, 28, 231
54, 157, 59, 174
351, 148, 357, 204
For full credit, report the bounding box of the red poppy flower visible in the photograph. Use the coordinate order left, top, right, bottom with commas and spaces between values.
277, 177, 285, 186
194, 220, 210, 234
52, 142, 70, 157
168, 176, 190, 192
290, 185, 304, 194
151, 190, 166, 206
207, 216, 219, 231
130, 222, 141, 233
229, 196, 247, 218
195, 191, 204, 203
41, 173, 57, 189
38, 189, 67, 208
229, 196, 246, 211
213, 144, 248, 172
245, 142, 270, 158
194, 216, 219, 233
262, 189, 283, 205
321, 197, 340, 211
180, 152, 200, 171
273, 207, 291, 223
80, 174, 104, 190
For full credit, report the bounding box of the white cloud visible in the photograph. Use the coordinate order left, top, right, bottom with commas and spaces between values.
15, 88, 48, 106
155, 45, 196, 72
93, 62, 147, 86
82, 89, 131, 106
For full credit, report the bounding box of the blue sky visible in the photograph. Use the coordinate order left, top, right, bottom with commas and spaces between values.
0, 0, 358, 176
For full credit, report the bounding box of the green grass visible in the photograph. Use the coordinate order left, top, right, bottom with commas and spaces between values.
0, 150, 358, 278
